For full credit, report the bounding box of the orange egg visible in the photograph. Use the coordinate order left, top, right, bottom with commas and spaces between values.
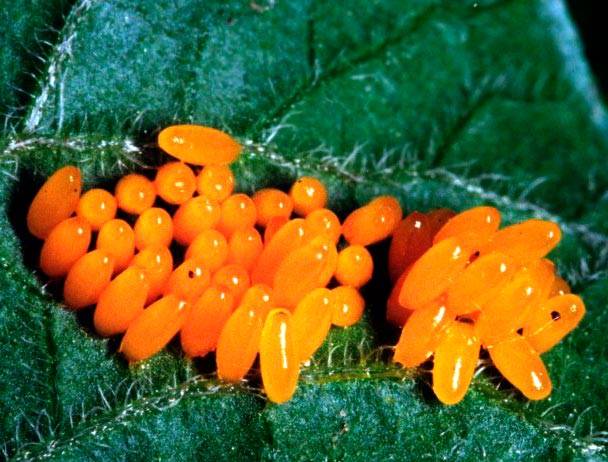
239, 284, 274, 319
251, 218, 310, 285
96, 219, 135, 272
172, 196, 221, 245
115, 173, 156, 215
550, 275, 571, 297
158, 125, 242, 166
290, 176, 328, 216
393, 298, 453, 367
252, 188, 293, 227
131, 245, 173, 303
259, 309, 299, 404
388, 212, 433, 283
120, 295, 190, 362
227, 227, 263, 271
216, 293, 267, 382
432, 322, 480, 405
196, 165, 235, 202
527, 258, 557, 302
180, 286, 235, 357
304, 208, 341, 243
475, 265, 548, 347
218, 193, 257, 236
27, 165, 82, 239
63, 250, 115, 309
398, 238, 468, 311
212, 264, 251, 301
386, 269, 413, 327
185, 229, 229, 272
330, 286, 365, 327
76, 188, 117, 230
93, 266, 150, 336
426, 208, 456, 237
481, 219, 562, 264
433, 206, 501, 251
264, 216, 289, 244
335, 245, 373, 288
155, 162, 196, 205
523, 294, 585, 353
273, 235, 338, 308
163, 257, 211, 303
39, 217, 91, 277
133, 207, 173, 250
488, 335, 552, 400
342, 196, 402, 246
446, 252, 518, 315
292, 288, 333, 362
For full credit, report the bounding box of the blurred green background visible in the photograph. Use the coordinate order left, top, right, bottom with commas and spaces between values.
568, 1, 607, 95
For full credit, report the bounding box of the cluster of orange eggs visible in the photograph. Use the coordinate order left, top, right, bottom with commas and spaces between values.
25, 124, 584, 405
386, 207, 585, 404
25, 125, 404, 403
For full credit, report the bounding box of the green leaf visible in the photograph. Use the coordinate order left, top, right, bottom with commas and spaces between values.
1, 0, 607, 460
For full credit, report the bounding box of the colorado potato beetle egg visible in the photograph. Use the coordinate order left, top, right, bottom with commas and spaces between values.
251, 218, 309, 285
252, 188, 293, 227
115, 173, 156, 215
120, 295, 190, 362
186, 229, 229, 272
523, 293, 585, 353
394, 298, 453, 368
432, 322, 480, 405
482, 219, 562, 264
260, 308, 299, 404
335, 245, 373, 288
446, 252, 517, 315
163, 257, 212, 303
218, 193, 257, 236
172, 196, 221, 245
263, 216, 289, 244
196, 165, 235, 202
131, 245, 173, 303
426, 208, 456, 237
227, 227, 264, 271
155, 162, 196, 205
40, 217, 91, 277
290, 176, 328, 216
272, 235, 337, 308
76, 188, 117, 230
27, 165, 82, 239
388, 211, 433, 283
180, 285, 235, 358
488, 335, 552, 400
433, 206, 501, 251
134, 207, 173, 250
342, 196, 402, 246
216, 292, 267, 382
212, 263, 251, 301
96, 219, 135, 272
304, 208, 341, 243
94, 266, 150, 337
330, 286, 365, 327
292, 288, 333, 362
63, 250, 115, 309
158, 125, 242, 166
398, 237, 468, 311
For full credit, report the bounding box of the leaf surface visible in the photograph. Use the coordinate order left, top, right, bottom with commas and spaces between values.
1, 0, 607, 460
